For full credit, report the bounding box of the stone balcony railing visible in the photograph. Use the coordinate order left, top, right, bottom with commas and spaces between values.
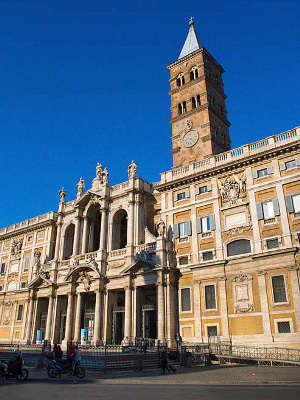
0, 211, 57, 237
160, 127, 300, 184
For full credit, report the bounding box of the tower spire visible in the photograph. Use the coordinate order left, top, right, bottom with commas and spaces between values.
178, 18, 203, 59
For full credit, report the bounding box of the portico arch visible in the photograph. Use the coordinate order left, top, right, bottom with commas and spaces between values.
85, 204, 102, 252
63, 223, 75, 260
111, 209, 127, 250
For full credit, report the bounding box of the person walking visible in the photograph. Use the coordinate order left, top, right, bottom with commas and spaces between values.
175, 332, 182, 361
160, 348, 168, 374
141, 338, 147, 354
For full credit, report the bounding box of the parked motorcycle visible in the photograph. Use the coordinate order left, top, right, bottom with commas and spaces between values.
47, 357, 85, 379
0, 351, 29, 382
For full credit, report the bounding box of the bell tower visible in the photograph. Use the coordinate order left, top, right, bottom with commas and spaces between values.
167, 18, 231, 168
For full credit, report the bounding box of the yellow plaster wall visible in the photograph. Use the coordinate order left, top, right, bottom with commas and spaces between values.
229, 316, 263, 335
0, 327, 11, 339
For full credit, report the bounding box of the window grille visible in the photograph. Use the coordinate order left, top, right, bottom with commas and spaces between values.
0, 263, 6, 275
181, 288, 191, 312
227, 239, 251, 257
207, 326, 218, 337
278, 321, 291, 333
179, 256, 189, 266
205, 285, 216, 310
267, 238, 279, 249
272, 275, 287, 303
203, 251, 213, 261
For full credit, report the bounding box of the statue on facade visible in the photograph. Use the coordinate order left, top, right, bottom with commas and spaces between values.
156, 219, 166, 237
102, 167, 109, 184
217, 171, 247, 205
76, 177, 85, 199
10, 238, 23, 257
96, 163, 103, 179
59, 187, 67, 203
10, 239, 17, 256
128, 160, 137, 179
17, 238, 23, 253
34, 248, 41, 275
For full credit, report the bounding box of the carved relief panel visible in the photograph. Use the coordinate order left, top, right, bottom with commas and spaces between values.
231, 273, 254, 313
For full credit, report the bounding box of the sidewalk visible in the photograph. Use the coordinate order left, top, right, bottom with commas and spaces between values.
27, 364, 300, 386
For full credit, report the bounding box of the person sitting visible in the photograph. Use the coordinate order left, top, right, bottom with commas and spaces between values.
66, 341, 76, 370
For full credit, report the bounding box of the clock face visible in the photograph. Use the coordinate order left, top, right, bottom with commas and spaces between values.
182, 130, 199, 148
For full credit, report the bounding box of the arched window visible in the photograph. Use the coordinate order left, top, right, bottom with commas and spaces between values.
176, 73, 185, 87
178, 102, 187, 115
182, 101, 187, 113
63, 224, 75, 260
227, 239, 251, 257
112, 209, 128, 250
196, 94, 201, 107
178, 103, 182, 115
190, 67, 199, 81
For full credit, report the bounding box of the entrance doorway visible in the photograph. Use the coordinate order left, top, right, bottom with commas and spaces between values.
142, 307, 156, 339
112, 309, 124, 344
136, 285, 157, 339
84, 313, 95, 342
59, 313, 67, 342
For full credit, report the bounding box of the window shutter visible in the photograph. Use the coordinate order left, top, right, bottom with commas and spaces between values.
256, 202, 263, 220
252, 170, 258, 179
195, 187, 200, 195
196, 217, 202, 233
174, 193, 178, 202
296, 157, 300, 166
207, 183, 212, 192
209, 214, 216, 231
279, 162, 286, 171
272, 198, 280, 216
185, 190, 190, 198
267, 166, 273, 175
173, 223, 179, 238
186, 220, 192, 236
285, 195, 294, 213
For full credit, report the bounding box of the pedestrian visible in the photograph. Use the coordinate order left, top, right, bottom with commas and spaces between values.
175, 332, 182, 361
67, 341, 76, 370
160, 348, 168, 374
141, 338, 147, 354
53, 344, 63, 360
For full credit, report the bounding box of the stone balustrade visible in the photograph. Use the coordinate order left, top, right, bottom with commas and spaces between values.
0, 211, 57, 236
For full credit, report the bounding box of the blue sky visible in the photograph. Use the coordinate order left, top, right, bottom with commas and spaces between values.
0, 0, 299, 227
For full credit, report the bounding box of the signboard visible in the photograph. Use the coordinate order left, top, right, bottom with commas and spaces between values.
81, 328, 88, 345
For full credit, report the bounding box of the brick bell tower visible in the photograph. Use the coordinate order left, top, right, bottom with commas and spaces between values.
167, 18, 231, 168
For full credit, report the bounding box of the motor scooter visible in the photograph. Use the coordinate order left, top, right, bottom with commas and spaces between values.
0, 351, 29, 382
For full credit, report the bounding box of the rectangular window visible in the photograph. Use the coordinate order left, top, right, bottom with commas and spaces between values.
199, 186, 208, 194
179, 256, 189, 266
27, 236, 33, 243
262, 201, 275, 219
4, 241, 10, 249
278, 321, 291, 333
205, 285, 216, 310
267, 238, 279, 250
0, 285, 3, 292
272, 275, 287, 303
20, 282, 26, 289
181, 288, 191, 312
24, 256, 30, 271
178, 222, 187, 238
0, 263, 6, 275
292, 194, 300, 213
207, 326, 218, 337
16, 305, 23, 321
203, 251, 213, 261
177, 192, 186, 201
286, 160, 296, 170
257, 168, 268, 178
201, 217, 211, 233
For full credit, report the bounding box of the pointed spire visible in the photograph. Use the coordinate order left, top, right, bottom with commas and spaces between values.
178, 17, 203, 60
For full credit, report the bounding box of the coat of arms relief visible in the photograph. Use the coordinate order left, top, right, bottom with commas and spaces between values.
217, 171, 247, 206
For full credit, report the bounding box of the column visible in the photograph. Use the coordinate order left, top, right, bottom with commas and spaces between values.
248, 190, 262, 253
64, 292, 74, 342
218, 277, 230, 340
73, 214, 81, 256
54, 218, 63, 260
44, 294, 54, 342
193, 280, 203, 340
25, 295, 35, 344
124, 284, 132, 343
167, 273, 176, 345
127, 198, 135, 246
99, 208, 108, 250
93, 289, 102, 345
257, 271, 272, 338
81, 217, 90, 254
157, 271, 165, 341
74, 292, 82, 343
276, 182, 292, 247
288, 267, 300, 333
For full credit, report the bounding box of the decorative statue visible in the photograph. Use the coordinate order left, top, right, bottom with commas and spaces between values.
11, 239, 17, 256
217, 171, 247, 205
34, 248, 41, 265
17, 239, 23, 253
186, 119, 193, 130
102, 167, 109, 184
76, 177, 85, 199
59, 187, 67, 203
156, 219, 166, 237
128, 160, 138, 179
96, 163, 103, 179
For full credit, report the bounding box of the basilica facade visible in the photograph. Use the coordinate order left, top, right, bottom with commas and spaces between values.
0, 20, 300, 349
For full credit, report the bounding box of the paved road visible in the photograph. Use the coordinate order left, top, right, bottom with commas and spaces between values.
1, 382, 300, 400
